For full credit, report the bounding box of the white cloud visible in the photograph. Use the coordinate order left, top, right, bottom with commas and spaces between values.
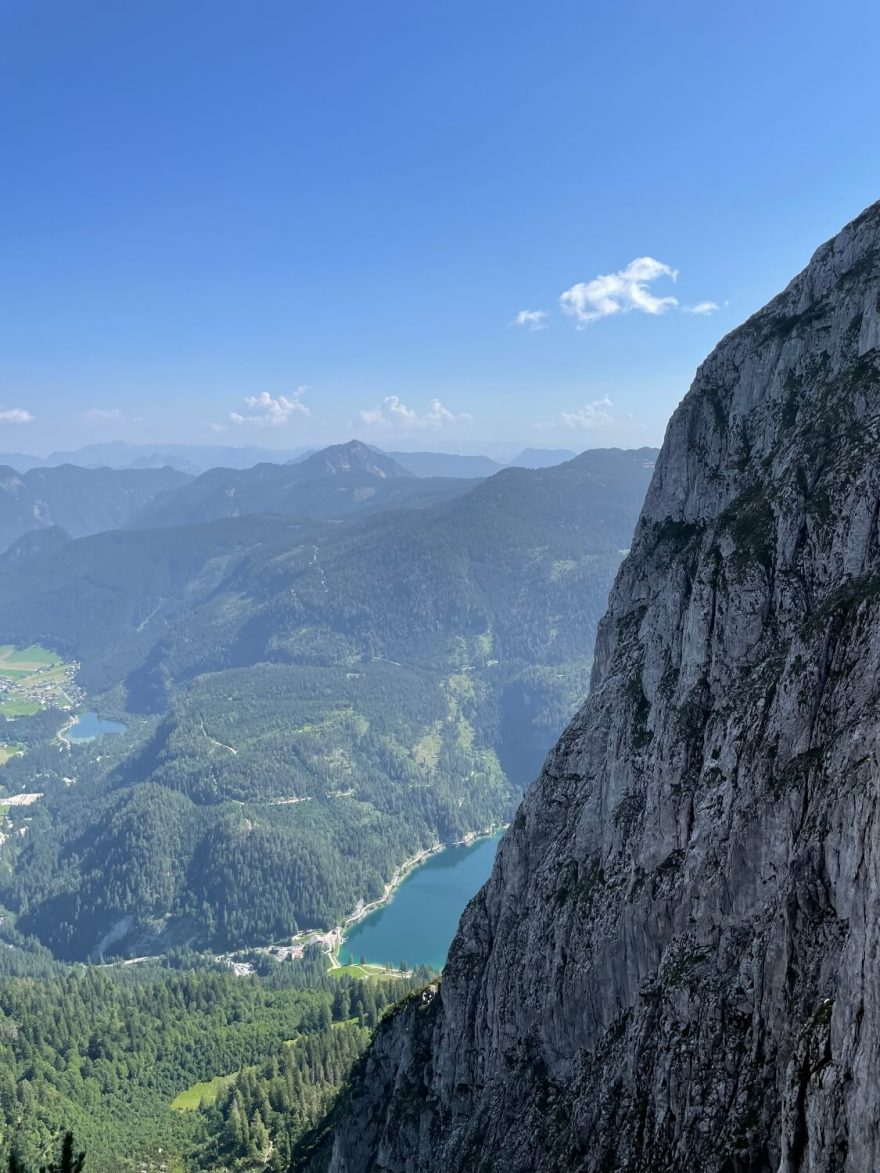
560, 257, 679, 327
356, 396, 471, 431
0, 408, 35, 424
683, 301, 719, 315
84, 407, 125, 422
560, 397, 614, 428
229, 388, 310, 428
535, 397, 615, 431
512, 309, 549, 331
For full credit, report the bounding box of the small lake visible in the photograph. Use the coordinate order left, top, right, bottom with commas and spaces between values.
340, 829, 505, 971
66, 711, 127, 743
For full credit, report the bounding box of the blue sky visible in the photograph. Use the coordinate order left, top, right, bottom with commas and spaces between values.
2, 0, 879, 457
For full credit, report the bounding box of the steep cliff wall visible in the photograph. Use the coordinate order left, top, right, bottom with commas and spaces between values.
306, 202, 880, 1172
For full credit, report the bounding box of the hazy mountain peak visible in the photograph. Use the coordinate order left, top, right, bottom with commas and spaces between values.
295, 439, 415, 479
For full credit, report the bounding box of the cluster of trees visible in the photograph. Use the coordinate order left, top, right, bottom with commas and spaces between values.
8, 1132, 85, 1173
0, 950, 429, 1171
199, 1025, 368, 1170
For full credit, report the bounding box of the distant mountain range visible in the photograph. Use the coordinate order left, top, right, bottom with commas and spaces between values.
132, 440, 479, 528
0, 439, 629, 558
0, 440, 587, 478
0, 441, 483, 552
0, 445, 657, 961
0, 441, 309, 476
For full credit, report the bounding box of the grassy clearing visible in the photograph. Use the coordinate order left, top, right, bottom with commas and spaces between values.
0, 804, 8, 819
413, 726, 442, 770
291, 707, 369, 737
171, 1073, 236, 1112
446, 672, 476, 700
0, 644, 62, 673
332, 962, 402, 980
332, 963, 371, 978
0, 698, 40, 718
0, 744, 23, 766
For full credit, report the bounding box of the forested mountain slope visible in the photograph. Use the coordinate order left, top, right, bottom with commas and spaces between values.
0, 448, 655, 960
0, 948, 426, 1173
305, 204, 880, 1171
132, 439, 475, 528
0, 463, 191, 551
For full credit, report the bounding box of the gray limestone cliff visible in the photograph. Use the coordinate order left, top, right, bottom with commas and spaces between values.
302, 202, 880, 1172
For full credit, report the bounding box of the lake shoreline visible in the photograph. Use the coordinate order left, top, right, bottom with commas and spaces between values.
106, 824, 508, 977
58, 710, 128, 746
332, 823, 507, 965
57, 714, 78, 746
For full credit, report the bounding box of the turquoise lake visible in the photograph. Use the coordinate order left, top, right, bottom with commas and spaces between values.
66, 711, 128, 742
340, 830, 505, 971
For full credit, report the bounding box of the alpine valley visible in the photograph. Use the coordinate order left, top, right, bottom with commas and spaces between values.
0, 444, 655, 964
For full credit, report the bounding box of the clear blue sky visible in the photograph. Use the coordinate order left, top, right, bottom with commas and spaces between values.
2, 0, 879, 457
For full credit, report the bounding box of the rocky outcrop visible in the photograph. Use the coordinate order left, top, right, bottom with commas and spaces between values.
304, 202, 880, 1172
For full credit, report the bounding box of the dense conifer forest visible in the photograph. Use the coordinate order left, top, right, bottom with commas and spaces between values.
0, 947, 427, 1171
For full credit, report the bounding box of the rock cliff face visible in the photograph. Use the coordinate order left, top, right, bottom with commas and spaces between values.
307, 203, 880, 1172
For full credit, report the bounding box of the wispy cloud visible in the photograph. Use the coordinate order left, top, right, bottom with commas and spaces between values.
0, 408, 35, 425
228, 388, 310, 428
356, 396, 471, 431
559, 397, 615, 428
84, 407, 125, 422
560, 258, 678, 327
536, 397, 615, 431
512, 309, 549, 331
682, 301, 719, 315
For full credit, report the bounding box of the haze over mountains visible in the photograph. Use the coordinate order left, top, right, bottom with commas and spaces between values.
132, 441, 478, 528
0, 464, 192, 552
0, 440, 608, 553
0, 440, 583, 479
0, 441, 309, 476
0, 446, 655, 962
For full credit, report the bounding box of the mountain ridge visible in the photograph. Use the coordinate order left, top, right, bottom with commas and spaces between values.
305, 202, 880, 1171
130, 439, 479, 528
0, 463, 192, 552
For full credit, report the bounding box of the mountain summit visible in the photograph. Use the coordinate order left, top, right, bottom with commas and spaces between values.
131, 439, 467, 527
287, 439, 415, 478
304, 202, 880, 1171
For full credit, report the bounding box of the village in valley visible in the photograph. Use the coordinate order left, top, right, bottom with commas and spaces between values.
0, 643, 82, 766
0, 644, 80, 717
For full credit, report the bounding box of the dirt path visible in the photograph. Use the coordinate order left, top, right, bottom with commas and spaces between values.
200, 719, 238, 755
